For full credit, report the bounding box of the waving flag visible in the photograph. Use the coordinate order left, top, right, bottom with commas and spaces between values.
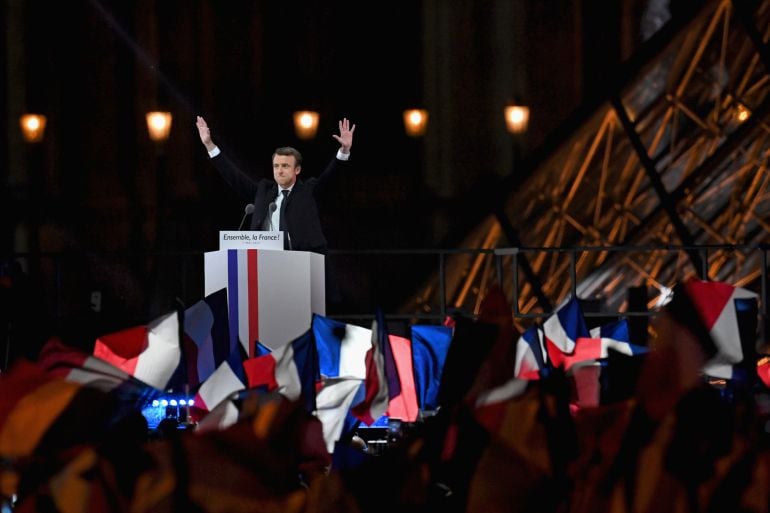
515, 324, 545, 380
350, 310, 392, 425
315, 377, 365, 453
93, 310, 181, 390
379, 310, 401, 401
543, 296, 590, 363
410, 324, 452, 411
241, 328, 319, 414
312, 314, 371, 380
182, 288, 231, 389
385, 333, 418, 422
683, 279, 759, 379
547, 319, 648, 371
38, 337, 162, 408
193, 358, 247, 412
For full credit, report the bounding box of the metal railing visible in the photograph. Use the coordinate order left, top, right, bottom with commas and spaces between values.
2, 243, 767, 333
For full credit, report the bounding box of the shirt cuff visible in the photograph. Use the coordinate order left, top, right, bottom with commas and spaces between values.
336, 149, 350, 161
208, 146, 221, 158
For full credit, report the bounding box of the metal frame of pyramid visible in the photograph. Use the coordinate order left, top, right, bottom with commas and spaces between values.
402, 0, 770, 333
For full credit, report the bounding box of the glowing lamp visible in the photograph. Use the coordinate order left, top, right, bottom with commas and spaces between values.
146, 111, 173, 142
293, 110, 320, 140
403, 109, 429, 137
20, 114, 47, 143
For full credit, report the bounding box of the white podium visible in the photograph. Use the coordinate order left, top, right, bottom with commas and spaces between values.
204, 241, 325, 355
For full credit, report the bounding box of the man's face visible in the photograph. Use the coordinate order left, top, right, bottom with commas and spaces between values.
273, 155, 300, 188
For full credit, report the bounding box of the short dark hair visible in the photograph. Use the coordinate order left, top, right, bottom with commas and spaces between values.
273, 146, 302, 167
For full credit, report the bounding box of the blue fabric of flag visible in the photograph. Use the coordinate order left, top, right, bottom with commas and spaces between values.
287, 329, 320, 413
376, 308, 401, 400
595, 318, 630, 343
312, 314, 345, 378
410, 324, 452, 411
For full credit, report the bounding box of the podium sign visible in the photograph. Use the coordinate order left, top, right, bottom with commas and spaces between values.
204, 249, 325, 353
219, 231, 283, 250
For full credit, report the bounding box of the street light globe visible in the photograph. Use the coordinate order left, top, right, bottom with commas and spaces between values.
403, 109, 429, 137
504, 105, 529, 134
293, 110, 320, 140
19, 114, 47, 143
146, 111, 173, 142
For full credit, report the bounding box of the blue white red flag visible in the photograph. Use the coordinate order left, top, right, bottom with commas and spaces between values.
241, 328, 319, 413
182, 288, 231, 389
514, 324, 545, 380
385, 333, 418, 422
38, 337, 162, 408
93, 310, 181, 390
410, 324, 453, 411
683, 279, 758, 379
543, 296, 590, 364
350, 311, 391, 425
312, 314, 371, 380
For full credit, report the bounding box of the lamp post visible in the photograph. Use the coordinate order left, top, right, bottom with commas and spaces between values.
504, 103, 529, 175
145, 111, 172, 239
18, 113, 47, 249
145, 111, 172, 224
8, 113, 48, 372
145, 111, 172, 313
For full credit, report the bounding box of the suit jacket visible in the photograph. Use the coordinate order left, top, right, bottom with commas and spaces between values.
211, 152, 345, 254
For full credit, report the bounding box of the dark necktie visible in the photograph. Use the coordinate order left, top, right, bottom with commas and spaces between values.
278, 189, 290, 231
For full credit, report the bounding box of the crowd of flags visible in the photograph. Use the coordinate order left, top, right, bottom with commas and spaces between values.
2, 277, 770, 511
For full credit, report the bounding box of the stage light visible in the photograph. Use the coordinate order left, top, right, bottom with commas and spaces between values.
145, 111, 173, 142
293, 110, 319, 140
504, 104, 530, 134
403, 109, 429, 137
19, 114, 47, 143
141, 395, 195, 430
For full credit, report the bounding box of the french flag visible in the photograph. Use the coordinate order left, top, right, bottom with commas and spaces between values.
38, 337, 162, 407
242, 328, 319, 413
684, 279, 758, 379
589, 319, 647, 358
312, 314, 371, 380
385, 333, 419, 422
543, 296, 590, 365
514, 324, 545, 380
315, 377, 366, 453
350, 310, 393, 425
193, 359, 246, 413
410, 324, 453, 412
182, 288, 231, 389
546, 319, 647, 371
93, 310, 181, 390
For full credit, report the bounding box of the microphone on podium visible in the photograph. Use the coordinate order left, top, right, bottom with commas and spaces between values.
267, 202, 277, 230
238, 204, 255, 230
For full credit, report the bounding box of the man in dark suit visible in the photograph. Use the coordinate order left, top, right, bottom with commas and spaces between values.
195, 116, 355, 254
